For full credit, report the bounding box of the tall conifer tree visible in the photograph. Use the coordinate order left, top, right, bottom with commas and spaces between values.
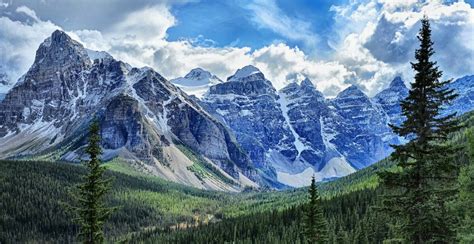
73, 119, 114, 244
453, 129, 474, 243
302, 176, 328, 244
379, 16, 460, 243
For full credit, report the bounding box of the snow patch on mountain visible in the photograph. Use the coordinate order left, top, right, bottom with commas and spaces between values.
86, 49, 113, 62
228, 65, 261, 81
171, 68, 223, 98
277, 167, 315, 187
319, 117, 355, 177
277, 91, 310, 157
277, 156, 355, 187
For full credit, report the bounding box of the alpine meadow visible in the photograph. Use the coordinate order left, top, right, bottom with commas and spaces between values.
0, 1, 473, 243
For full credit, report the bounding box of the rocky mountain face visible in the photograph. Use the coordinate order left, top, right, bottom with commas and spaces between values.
201, 66, 296, 187
330, 85, 395, 169
200, 67, 472, 187
201, 67, 371, 187
275, 79, 356, 186
0, 70, 11, 101
373, 76, 409, 126
170, 68, 223, 98
0, 30, 258, 191
446, 75, 474, 116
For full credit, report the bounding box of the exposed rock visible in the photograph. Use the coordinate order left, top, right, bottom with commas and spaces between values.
0, 30, 257, 191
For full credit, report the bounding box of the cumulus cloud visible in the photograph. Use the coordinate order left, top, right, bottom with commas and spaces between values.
15, 5, 40, 22
326, 0, 474, 95
251, 43, 355, 96
0, 1, 472, 98
0, 5, 61, 91
244, 0, 319, 50
110, 5, 175, 44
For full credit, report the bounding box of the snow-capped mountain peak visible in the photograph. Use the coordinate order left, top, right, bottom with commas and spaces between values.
374, 76, 409, 101
185, 68, 212, 80
37, 30, 90, 64
228, 65, 264, 82
170, 68, 223, 98
179, 67, 223, 85
373, 76, 409, 126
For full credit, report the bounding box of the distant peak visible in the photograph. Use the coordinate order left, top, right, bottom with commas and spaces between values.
50, 29, 75, 46
389, 76, 406, 88
171, 68, 222, 89
185, 68, 212, 80
190, 67, 207, 73
0, 71, 9, 86
336, 84, 366, 99
228, 65, 263, 81
300, 77, 314, 88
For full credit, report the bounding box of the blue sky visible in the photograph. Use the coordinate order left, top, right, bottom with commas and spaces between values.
0, 0, 473, 96
166, 0, 344, 55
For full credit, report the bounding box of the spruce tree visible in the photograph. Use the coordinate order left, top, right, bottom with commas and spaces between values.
453, 129, 474, 243
302, 176, 328, 244
73, 119, 114, 244
378, 16, 460, 243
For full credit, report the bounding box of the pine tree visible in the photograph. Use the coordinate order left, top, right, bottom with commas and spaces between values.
72, 119, 114, 243
378, 16, 460, 243
302, 176, 328, 244
453, 129, 474, 243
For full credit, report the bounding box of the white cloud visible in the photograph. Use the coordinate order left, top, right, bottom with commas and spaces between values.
109, 4, 175, 44
15, 5, 40, 22
327, 0, 474, 95
151, 41, 253, 80
245, 0, 319, 50
251, 43, 355, 96
0, 1, 472, 98
0, 1, 9, 8
0, 6, 61, 92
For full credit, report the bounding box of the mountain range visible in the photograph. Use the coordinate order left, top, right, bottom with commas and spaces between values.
0, 30, 472, 189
